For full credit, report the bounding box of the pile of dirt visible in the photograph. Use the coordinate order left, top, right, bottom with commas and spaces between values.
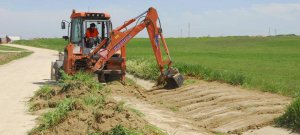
28, 72, 164, 135
117, 78, 292, 134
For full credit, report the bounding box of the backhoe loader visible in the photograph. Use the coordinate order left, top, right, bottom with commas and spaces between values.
51, 7, 184, 88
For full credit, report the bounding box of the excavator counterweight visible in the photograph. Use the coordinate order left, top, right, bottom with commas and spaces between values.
51, 7, 184, 89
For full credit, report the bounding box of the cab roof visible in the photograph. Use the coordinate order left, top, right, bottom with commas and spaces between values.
71, 10, 111, 20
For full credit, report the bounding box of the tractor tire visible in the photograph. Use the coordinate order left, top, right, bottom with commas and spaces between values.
52, 60, 63, 81
98, 72, 106, 83
105, 74, 122, 82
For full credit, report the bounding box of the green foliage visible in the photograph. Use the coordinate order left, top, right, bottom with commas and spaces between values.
83, 94, 105, 107
107, 125, 139, 135
129, 108, 145, 117
141, 125, 166, 135
116, 101, 125, 112
107, 124, 166, 135
29, 99, 74, 134
126, 59, 159, 80
169, 106, 179, 112
276, 97, 300, 131
34, 85, 54, 100
59, 71, 103, 93
40, 98, 74, 129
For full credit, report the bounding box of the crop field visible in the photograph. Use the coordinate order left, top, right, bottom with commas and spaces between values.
126, 36, 300, 97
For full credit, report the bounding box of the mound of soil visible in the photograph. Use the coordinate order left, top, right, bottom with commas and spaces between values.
28, 74, 161, 135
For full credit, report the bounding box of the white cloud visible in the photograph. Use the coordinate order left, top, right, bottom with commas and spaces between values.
252, 3, 300, 20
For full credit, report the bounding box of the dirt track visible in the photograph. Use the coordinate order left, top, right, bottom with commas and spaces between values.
0, 44, 57, 134
123, 76, 298, 135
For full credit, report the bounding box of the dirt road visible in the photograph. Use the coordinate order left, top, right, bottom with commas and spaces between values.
0, 44, 57, 135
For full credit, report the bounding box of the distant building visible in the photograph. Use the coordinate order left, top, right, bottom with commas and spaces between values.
0, 35, 21, 44
6, 36, 21, 43
0, 35, 7, 44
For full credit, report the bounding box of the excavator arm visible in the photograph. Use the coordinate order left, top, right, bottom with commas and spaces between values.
90, 7, 183, 88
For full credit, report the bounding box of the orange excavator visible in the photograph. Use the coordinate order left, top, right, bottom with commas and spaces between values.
51, 7, 184, 88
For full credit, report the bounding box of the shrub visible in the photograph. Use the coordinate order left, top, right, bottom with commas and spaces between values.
34, 85, 54, 100
276, 97, 300, 131
40, 98, 74, 129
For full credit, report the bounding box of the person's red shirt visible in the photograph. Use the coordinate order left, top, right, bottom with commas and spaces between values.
86, 28, 99, 38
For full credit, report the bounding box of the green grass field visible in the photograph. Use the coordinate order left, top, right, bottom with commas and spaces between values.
0, 45, 32, 65
0, 45, 26, 51
14, 36, 300, 130
15, 38, 66, 51
127, 36, 300, 97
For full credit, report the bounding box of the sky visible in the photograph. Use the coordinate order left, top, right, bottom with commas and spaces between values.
1, 0, 300, 39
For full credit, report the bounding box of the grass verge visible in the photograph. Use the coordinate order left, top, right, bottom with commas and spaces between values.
28, 71, 166, 135
0, 45, 26, 51
0, 52, 32, 65
14, 38, 66, 51
276, 97, 300, 131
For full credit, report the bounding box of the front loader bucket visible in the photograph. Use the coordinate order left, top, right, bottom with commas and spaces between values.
157, 67, 184, 89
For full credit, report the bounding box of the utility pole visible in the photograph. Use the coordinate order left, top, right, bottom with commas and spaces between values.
188, 23, 191, 38
180, 28, 183, 38
274, 29, 277, 36
268, 27, 271, 36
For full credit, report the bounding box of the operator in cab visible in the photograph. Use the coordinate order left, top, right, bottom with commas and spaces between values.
85, 23, 99, 48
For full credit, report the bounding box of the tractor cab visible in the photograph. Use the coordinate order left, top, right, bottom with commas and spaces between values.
61, 10, 112, 55
60, 10, 124, 82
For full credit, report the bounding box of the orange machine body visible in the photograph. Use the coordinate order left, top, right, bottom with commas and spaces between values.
60, 7, 182, 87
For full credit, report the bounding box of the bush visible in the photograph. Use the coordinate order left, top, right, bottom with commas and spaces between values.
40, 98, 74, 129
59, 71, 103, 93
127, 59, 245, 86
276, 97, 300, 131
34, 85, 54, 100
108, 125, 139, 135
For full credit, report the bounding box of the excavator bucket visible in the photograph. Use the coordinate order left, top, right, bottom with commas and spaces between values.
157, 68, 184, 89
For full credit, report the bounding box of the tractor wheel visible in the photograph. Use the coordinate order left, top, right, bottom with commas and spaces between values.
105, 74, 122, 82
51, 60, 63, 81
98, 72, 106, 83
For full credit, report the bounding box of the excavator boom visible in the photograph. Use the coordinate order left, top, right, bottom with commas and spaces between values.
90, 7, 184, 88
53, 7, 184, 89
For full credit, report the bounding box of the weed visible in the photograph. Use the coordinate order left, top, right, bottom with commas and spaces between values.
40, 98, 74, 130
169, 106, 179, 112
129, 107, 145, 117
34, 85, 54, 100
142, 125, 166, 135
59, 71, 103, 93
276, 97, 300, 131
107, 125, 139, 135
83, 94, 105, 108
116, 101, 125, 112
